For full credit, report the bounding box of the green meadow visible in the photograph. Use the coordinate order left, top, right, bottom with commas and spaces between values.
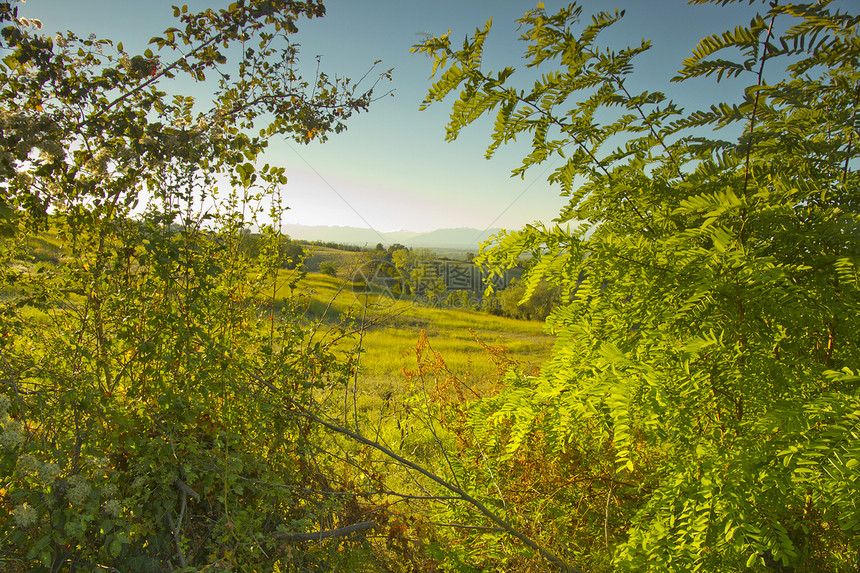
270, 260, 553, 402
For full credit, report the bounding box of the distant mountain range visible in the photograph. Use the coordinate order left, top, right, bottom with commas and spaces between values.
282, 224, 502, 251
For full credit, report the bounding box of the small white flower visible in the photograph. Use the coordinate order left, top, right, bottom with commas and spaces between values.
0, 424, 23, 449
103, 498, 121, 517
13, 503, 37, 528
46, 180, 62, 197
67, 475, 91, 507
39, 462, 60, 485
17, 453, 40, 476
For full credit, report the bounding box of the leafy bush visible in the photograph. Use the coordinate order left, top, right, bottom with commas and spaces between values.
320, 261, 339, 276
0, 1, 391, 570
484, 278, 561, 320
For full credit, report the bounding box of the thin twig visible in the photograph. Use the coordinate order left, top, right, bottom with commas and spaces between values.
841, 81, 860, 183
175, 478, 200, 502
352, 300, 367, 430
433, 522, 506, 532
417, 369, 463, 491
741, 7, 778, 201
604, 471, 616, 550
612, 74, 685, 182
165, 511, 186, 569
513, 94, 656, 236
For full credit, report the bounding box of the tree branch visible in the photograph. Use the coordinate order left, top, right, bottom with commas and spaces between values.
279, 393, 582, 573
741, 8, 778, 200
272, 520, 377, 541
175, 478, 200, 502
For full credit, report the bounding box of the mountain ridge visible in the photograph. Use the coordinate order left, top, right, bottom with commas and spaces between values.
282, 224, 502, 251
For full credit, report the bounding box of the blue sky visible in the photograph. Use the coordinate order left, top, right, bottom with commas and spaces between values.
22, 1, 817, 234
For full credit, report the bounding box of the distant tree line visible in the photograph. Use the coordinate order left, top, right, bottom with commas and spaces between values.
309, 240, 364, 252
238, 237, 556, 320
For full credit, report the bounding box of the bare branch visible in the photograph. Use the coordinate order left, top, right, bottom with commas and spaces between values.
175, 478, 200, 502
278, 393, 582, 573
272, 520, 377, 541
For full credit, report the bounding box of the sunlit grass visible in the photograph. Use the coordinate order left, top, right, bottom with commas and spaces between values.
275, 270, 553, 407
10, 237, 552, 403
262, 268, 554, 444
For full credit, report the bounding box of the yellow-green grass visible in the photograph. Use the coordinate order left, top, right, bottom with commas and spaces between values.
288, 271, 555, 486
271, 270, 554, 405
300, 246, 368, 275
10, 234, 553, 400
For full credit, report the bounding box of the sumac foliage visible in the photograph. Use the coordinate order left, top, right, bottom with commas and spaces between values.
415, 1, 859, 570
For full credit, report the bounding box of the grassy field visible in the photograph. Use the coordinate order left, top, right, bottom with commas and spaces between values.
300, 245, 368, 274
266, 265, 553, 417
13, 234, 551, 420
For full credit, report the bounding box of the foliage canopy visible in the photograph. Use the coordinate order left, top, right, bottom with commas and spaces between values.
415, 0, 859, 570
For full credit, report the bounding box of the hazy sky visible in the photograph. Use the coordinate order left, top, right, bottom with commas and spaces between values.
20, 1, 822, 235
